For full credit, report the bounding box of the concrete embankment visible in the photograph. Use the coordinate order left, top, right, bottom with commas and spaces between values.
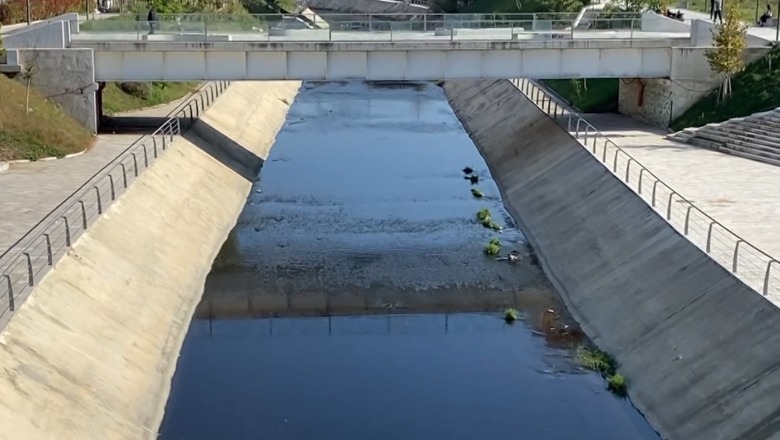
0, 80, 301, 440
443, 79, 780, 440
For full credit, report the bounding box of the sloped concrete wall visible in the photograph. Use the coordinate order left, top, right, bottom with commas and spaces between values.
0, 80, 301, 440
443, 79, 780, 440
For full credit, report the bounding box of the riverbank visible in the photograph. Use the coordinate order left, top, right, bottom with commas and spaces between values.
0, 81, 300, 439
443, 78, 780, 440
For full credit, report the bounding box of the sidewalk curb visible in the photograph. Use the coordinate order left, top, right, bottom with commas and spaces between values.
0, 149, 89, 173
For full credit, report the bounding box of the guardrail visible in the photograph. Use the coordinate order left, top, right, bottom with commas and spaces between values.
0, 81, 231, 327
512, 78, 780, 300
75, 12, 646, 42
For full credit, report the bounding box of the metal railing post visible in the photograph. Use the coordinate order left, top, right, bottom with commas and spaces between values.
733, 240, 743, 272
43, 233, 52, 265
23, 253, 33, 286
3, 275, 14, 311
765, 261, 776, 296
62, 216, 71, 247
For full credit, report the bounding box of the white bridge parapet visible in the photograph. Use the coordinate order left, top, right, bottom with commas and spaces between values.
71, 38, 715, 81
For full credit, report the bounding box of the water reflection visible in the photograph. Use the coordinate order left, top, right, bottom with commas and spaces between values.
160, 313, 659, 440
161, 81, 660, 440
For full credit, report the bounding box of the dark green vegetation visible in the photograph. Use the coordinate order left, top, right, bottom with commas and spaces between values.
484, 238, 501, 256
476, 208, 502, 231
671, 47, 780, 130
102, 82, 200, 115
577, 346, 627, 397
0, 75, 93, 161
541, 78, 620, 112
504, 307, 520, 323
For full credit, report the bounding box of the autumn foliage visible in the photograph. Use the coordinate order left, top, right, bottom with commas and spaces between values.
705, 1, 748, 101
0, 0, 86, 25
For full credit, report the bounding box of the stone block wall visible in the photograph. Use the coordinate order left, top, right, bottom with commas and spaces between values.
13, 48, 98, 133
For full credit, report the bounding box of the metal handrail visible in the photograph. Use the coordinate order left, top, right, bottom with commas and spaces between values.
0, 81, 232, 325
511, 78, 780, 299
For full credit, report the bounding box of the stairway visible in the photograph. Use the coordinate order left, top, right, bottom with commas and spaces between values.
668, 108, 780, 166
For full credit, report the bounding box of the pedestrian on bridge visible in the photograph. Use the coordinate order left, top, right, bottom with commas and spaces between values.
713, 0, 723, 24
147, 5, 158, 35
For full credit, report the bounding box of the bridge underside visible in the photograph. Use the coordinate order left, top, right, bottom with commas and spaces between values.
85, 46, 679, 81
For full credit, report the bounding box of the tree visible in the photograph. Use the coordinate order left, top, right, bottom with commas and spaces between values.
705, 1, 748, 102
0, 23, 5, 59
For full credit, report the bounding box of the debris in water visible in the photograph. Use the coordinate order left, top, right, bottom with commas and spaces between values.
471, 188, 484, 198
504, 307, 519, 323
469, 175, 480, 184
462, 166, 474, 175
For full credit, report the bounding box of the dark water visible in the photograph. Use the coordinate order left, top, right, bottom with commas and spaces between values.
159, 81, 661, 440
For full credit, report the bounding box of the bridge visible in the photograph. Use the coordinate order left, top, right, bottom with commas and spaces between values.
1, 11, 731, 81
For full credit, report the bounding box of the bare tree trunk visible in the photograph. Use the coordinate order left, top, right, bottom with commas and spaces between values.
25, 78, 31, 115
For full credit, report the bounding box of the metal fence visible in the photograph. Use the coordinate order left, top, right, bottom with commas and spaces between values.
511, 78, 780, 300
76, 12, 646, 42
0, 81, 231, 326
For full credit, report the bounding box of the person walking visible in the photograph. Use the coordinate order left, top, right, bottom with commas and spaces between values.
713, 0, 723, 24
147, 5, 158, 35
710, 0, 715, 18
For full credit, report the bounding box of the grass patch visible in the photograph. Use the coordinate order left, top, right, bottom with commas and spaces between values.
504, 307, 520, 323
102, 82, 200, 115
671, 48, 780, 130
484, 238, 501, 256
0, 75, 93, 161
475, 208, 502, 231
577, 345, 617, 376
578, 345, 628, 397
541, 78, 619, 113
607, 374, 627, 397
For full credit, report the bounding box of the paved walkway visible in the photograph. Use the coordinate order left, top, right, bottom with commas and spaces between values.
0, 99, 187, 254
581, 113, 780, 261
677, 7, 778, 41
517, 78, 780, 299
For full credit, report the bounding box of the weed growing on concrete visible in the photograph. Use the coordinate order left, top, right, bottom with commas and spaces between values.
471, 188, 484, 198
476, 208, 491, 222
578, 346, 627, 397
504, 307, 519, 323
607, 374, 627, 397
484, 238, 501, 256
577, 346, 617, 376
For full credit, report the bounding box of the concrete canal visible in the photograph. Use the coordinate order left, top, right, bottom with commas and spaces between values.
158, 81, 660, 439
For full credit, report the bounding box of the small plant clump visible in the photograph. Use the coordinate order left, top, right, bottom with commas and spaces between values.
504, 307, 520, 323
577, 345, 626, 397
607, 374, 627, 397
475, 208, 502, 231
471, 188, 484, 198
484, 238, 501, 256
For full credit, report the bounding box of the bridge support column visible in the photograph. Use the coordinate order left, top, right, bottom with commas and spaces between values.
96, 81, 106, 131
617, 77, 712, 129
12, 48, 98, 133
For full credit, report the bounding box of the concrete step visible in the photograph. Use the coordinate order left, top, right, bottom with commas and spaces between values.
694, 131, 780, 156
717, 146, 780, 167
705, 125, 780, 147
752, 117, 780, 128
727, 119, 780, 134
667, 130, 694, 144
689, 134, 780, 162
